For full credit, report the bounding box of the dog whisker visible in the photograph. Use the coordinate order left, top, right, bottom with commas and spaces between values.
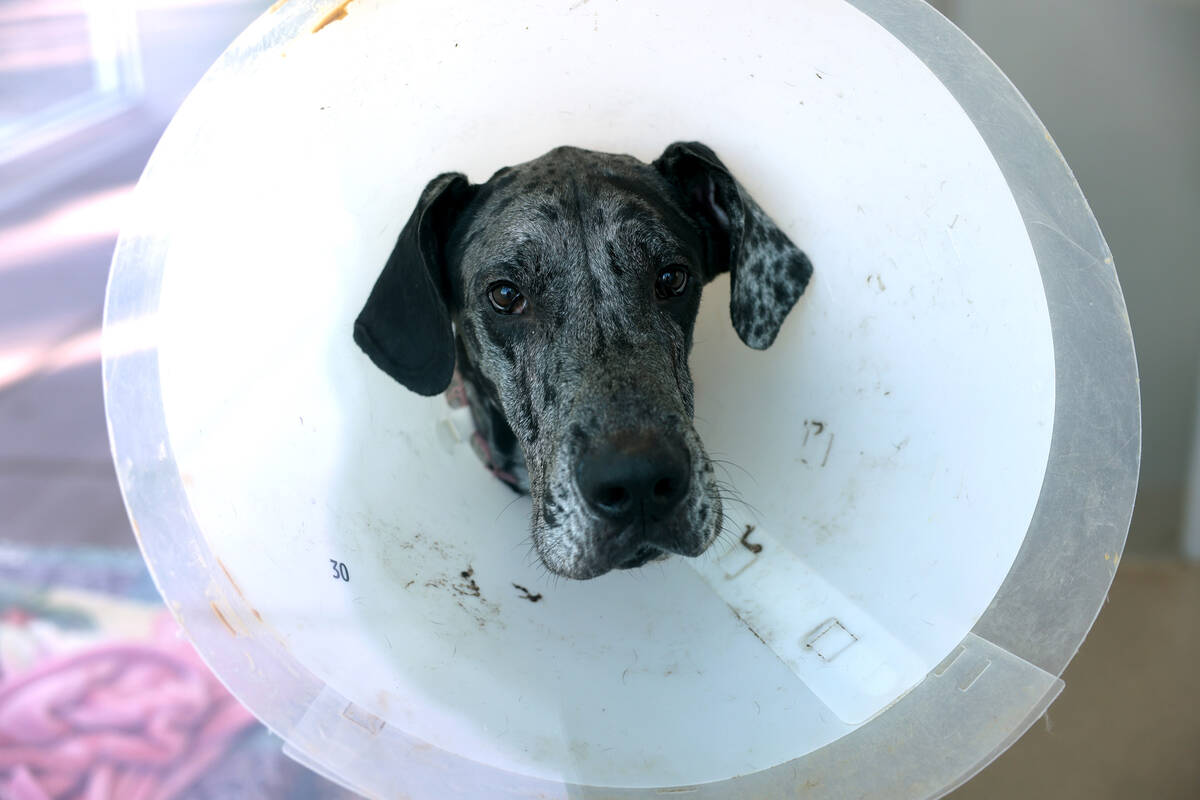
707, 452, 758, 484
494, 494, 527, 523
712, 479, 760, 516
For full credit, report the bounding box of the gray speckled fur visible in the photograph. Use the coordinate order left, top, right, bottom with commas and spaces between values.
356, 143, 812, 578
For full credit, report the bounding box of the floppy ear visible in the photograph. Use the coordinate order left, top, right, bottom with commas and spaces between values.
654, 141, 813, 350
353, 172, 476, 396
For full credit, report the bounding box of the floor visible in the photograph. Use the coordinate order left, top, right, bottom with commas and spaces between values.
950, 561, 1200, 800
1, 0, 1196, 798
1, 1, 354, 795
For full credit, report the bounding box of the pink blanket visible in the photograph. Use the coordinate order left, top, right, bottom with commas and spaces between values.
0, 617, 255, 800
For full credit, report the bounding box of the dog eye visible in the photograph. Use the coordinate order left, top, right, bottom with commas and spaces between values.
654, 266, 689, 300
487, 281, 527, 314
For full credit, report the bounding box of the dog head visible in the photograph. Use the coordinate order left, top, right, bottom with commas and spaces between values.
355, 142, 812, 578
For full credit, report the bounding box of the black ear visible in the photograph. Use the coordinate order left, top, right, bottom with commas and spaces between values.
654, 141, 813, 350
353, 172, 476, 395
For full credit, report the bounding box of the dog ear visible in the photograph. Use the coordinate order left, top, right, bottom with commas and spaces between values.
353, 172, 476, 395
654, 141, 813, 350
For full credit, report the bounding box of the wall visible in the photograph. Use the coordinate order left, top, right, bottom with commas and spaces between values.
944, 0, 1200, 555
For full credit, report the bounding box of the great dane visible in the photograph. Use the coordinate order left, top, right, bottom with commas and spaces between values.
354, 142, 812, 579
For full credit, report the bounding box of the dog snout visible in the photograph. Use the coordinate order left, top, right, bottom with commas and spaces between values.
575, 433, 690, 523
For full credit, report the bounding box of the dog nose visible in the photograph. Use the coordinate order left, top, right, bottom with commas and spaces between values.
576, 434, 690, 522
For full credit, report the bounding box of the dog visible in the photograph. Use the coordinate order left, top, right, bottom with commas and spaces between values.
354, 142, 812, 579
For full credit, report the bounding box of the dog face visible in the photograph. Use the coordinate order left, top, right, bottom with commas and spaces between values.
355, 142, 812, 579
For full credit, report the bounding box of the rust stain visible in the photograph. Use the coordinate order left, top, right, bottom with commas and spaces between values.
210, 602, 239, 637
216, 558, 245, 599
312, 0, 356, 33
251, 608, 263, 622
268, 0, 292, 12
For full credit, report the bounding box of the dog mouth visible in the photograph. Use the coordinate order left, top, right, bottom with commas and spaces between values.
615, 543, 665, 570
